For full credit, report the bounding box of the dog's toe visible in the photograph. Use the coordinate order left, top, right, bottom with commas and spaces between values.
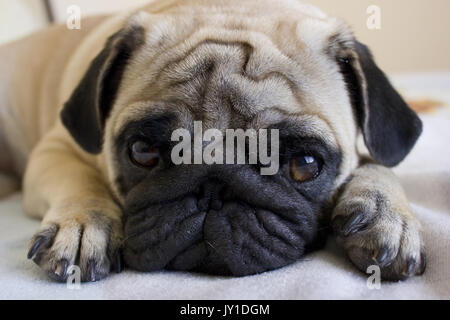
332, 192, 426, 281
28, 212, 123, 283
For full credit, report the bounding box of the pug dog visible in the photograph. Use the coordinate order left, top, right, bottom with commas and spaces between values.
0, 0, 425, 282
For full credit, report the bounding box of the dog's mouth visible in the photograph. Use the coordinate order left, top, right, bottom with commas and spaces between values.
122, 179, 321, 276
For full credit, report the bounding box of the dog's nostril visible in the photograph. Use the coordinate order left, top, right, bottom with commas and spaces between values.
198, 197, 210, 212
210, 198, 223, 211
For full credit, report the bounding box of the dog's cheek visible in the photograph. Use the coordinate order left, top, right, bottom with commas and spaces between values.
201, 202, 315, 276
122, 196, 206, 272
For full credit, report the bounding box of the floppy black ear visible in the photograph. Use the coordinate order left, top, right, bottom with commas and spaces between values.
61, 25, 144, 154
339, 41, 423, 167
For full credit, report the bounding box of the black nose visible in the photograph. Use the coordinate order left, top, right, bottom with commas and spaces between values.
197, 179, 224, 211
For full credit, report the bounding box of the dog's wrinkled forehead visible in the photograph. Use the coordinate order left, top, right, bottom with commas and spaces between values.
110, 9, 356, 141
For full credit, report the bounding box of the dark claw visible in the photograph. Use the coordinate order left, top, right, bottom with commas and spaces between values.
115, 253, 123, 273
27, 237, 45, 260
372, 246, 390, 265
342, 212, 367, 237
89, 261, 97, 282
55, 259, 69, 279
407, 259, 416, 275
402, 259, 416, 277
418, 252, 427, 275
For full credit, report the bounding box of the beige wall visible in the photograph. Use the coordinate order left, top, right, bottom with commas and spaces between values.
0, 0, 48, 44
1, 0, 449, 74
312, 0, 450, 73
49, 0, 149, 19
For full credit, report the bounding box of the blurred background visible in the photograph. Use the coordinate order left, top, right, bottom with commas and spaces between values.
0, 0, 449, 74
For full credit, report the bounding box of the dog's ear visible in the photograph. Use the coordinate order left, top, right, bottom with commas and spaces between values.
61, 24, 145, 154
338, 41, 422, 167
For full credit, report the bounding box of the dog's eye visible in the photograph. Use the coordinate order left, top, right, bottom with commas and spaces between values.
130, 141, 160, 168
290, 155, 322, 182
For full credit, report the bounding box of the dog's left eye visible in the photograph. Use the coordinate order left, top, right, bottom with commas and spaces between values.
130, 140, 160, 168
290, 155, 322, 182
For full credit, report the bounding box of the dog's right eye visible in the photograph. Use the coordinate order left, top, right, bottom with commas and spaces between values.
130, 140, 160, 168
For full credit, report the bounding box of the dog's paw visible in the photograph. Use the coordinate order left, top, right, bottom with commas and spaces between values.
27, 210, 123, 283
332, 190, 426, 281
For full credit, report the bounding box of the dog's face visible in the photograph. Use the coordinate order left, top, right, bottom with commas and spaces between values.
61, 0, 422, 276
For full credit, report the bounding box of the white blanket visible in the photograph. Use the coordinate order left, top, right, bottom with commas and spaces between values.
0, 73, 449, 300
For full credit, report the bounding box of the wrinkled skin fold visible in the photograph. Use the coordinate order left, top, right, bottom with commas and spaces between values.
123, 165, 323, 276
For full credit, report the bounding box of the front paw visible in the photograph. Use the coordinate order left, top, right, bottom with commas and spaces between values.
332, 191, 426, 281
27, 210, 123, 282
